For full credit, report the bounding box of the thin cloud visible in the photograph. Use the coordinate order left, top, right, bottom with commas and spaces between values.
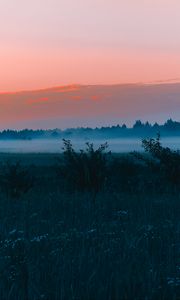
90, 95, 103, 101
71, 95, 83, 101
27, 97, 49, 105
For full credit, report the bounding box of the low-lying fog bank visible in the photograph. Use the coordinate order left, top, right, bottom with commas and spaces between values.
0, 137, 179, 153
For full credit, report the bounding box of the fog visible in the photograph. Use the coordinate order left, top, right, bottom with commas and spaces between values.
0, 137, 179, 153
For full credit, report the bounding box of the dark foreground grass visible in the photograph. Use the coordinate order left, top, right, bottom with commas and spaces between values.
0, 151, 179, 299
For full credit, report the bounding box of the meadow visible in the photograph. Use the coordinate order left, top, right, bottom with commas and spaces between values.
0, 137, 180, 299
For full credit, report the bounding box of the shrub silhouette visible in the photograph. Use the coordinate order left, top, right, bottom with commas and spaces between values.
59, 139, 110, 192
0, 161, 34, 198
109, 156, 143, 192
142, 134, 180, 187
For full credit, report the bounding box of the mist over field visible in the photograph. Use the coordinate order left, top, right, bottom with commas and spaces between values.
0, 136, 180, 153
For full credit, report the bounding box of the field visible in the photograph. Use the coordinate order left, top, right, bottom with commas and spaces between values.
0, 139, 180, 299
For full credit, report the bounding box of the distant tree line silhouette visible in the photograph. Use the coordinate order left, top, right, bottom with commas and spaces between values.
0, 119, 179, 140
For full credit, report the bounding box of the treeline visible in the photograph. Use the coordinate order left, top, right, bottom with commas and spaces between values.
0, 119, 180, 140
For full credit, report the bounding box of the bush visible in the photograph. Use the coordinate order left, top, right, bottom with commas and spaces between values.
142, 134, 180, 187
109, 156, 144, 192
58, 139, 110, 192
0, 161, 34, 198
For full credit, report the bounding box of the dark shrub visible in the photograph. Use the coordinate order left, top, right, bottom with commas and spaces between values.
109, 156, 144, 192
58, 139, 110, 192
0, 161, 34, 198
142, 134, 180, 187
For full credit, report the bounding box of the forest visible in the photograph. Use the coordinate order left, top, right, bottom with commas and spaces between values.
0, 119, 180, 140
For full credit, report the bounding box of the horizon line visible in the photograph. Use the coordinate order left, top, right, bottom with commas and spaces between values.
0, 118, 178, 132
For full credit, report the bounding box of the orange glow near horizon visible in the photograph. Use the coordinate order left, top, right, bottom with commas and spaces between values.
0, 83, 179, 127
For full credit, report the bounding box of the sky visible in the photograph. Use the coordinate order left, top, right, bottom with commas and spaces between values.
0, 0, 180, 129
0, 0, 180, 92
0, 83, 180, 129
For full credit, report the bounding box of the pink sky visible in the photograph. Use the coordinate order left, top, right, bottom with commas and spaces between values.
1, 0, 180, 91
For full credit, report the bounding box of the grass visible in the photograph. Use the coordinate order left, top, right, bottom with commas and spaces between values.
0, 142, 180, 299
